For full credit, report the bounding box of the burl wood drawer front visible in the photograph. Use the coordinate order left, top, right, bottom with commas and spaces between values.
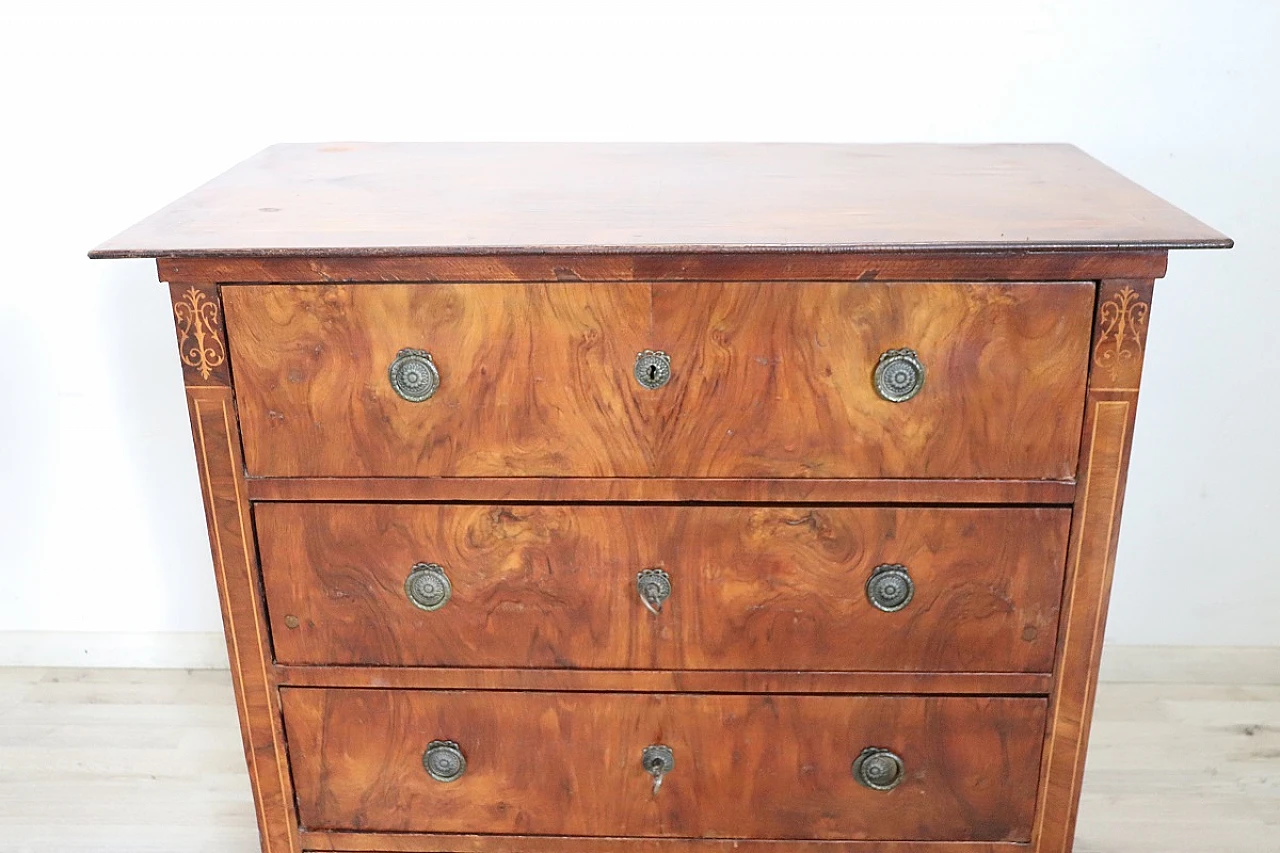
281, 688, 1046, 840
222, 281, 1092, 479
258, 503, 1068, 672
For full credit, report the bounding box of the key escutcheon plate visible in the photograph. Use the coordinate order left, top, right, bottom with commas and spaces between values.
642, 744, 675, 794
637, 568, 672, 615
634, 350, 672, 390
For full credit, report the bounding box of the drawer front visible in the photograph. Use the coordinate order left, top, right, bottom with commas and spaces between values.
223, 281, 1092, 479
258, 504, 1068, 672
281, 688, 1046, 840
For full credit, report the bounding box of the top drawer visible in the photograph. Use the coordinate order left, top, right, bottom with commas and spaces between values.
223, 281, 1092, 479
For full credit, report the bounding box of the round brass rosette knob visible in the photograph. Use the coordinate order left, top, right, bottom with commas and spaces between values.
405, 562, 452, 611
389, 348, 440, 402
423, 740, 466, 782
874, 348, 925, 402
852, 747, 904, 791
865, 563, 914, 613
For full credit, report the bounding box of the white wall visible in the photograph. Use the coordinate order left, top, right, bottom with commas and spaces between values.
1, 1, 1276, 661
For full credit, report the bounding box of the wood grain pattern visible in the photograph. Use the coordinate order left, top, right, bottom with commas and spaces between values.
648, 280, 1092, 479
185, 386, 300, 853
89, 143, 1230, 258
302, 834, 1026, 853
1032, 280, 1154, 853
272, 665, 1052, 695
223, 281, 1093, 479
155, 249, 1170, 285
244, 475, 1075, 504
281, 689, 1047, 841
223, 281, 652, 478
258, 504, 1068, 673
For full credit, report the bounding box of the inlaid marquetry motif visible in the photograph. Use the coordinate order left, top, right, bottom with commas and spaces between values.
1092, 285, 1148, 384
174, 285, 226, 381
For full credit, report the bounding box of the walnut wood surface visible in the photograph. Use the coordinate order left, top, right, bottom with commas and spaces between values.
259, 504, 1068, 673
223, 281, 1093, 479
1032, 280, 1154, 853
272, 665, 1052, 695
155, 249, 1169, 285
184, 386, 300, 853
89, 143, 1230, 258
281, 689, 1046, 841
244, 476, 1075, 504
301, 834, 1025, 853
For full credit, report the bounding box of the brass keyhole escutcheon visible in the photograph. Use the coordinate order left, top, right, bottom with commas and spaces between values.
634, 350, 671, 390
642, 744, 675, 794
637, 568, 672, 615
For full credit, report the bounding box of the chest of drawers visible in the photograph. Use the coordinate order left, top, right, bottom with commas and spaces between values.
92, 143, 1230, 853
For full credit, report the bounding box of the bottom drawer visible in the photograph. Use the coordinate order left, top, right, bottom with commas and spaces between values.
282, 688, 1046, 841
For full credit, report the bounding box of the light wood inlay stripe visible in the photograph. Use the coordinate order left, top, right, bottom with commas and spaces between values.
190, 392, 300, 853
1033, 399, 1131, 851
1058, 400, 1129, 852
220, 399, 295, 853
191, 397, 269, 848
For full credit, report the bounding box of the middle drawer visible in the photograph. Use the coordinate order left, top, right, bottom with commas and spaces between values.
258, 504, 1068, 673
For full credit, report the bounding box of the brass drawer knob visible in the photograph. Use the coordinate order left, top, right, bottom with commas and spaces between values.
637, 568, 671, 615
405, 562, 452, 611
642, 744, 675, 794
865, 563, 914, 612
635, 350, 672, 390
852, 747, 904, 791
874, 348, 925, 402
423, 740, 466, 782
389, 348, 440, 402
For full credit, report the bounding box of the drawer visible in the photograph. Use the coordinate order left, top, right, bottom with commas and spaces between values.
223, 281, 1092, 479
281, 688, 1046, 840
258, 504, 1068, 672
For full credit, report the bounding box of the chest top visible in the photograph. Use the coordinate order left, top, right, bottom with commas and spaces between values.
89, 142, 1230, 259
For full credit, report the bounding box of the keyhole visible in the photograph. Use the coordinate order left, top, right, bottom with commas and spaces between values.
648, 364, 658, 382
648, 758, 667, 794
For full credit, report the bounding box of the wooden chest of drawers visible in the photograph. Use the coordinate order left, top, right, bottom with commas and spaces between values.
92, 143, 1230, 853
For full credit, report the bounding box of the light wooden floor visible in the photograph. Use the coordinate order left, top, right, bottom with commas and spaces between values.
0, 661, 1276, 853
